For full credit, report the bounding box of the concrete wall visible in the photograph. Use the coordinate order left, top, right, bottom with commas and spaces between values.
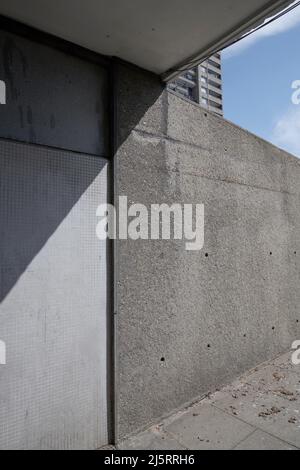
114, 63, 300, 439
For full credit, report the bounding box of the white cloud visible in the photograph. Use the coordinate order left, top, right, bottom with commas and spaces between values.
271, 106, 300, 157
223, 1, 300, 58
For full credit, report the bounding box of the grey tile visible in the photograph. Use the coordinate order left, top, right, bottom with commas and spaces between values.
210, 361, 300, 448
118, 429, 185, 450
165, 403, 254, 450
234, 430, 297, 450
270, 352, 299, 374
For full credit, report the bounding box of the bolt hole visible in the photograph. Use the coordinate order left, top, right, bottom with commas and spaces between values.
205, 253, 209, 258
243, 334, 247, 338
270, 252, 273, 256
204, 113, 208, 117
160, 357, 165, 362
272, 327, 275, 331
207, 344, 211, 349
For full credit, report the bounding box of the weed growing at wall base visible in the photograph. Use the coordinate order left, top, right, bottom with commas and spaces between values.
96, 196, 205, 251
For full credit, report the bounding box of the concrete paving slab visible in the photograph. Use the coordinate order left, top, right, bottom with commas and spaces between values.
210, 358, 300, 448
270, 352, 298, 373
165, 403, 254, 450
118, 429, 185, 450
117, 352, 300, 450
233, 430, 297, 450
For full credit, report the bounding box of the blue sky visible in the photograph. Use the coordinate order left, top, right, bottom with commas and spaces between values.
222, 1, 300, 157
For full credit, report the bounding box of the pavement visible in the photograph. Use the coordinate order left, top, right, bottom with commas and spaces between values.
117, 351, 300, 450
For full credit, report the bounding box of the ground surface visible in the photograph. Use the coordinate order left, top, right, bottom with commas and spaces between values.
117, 352, 300, 450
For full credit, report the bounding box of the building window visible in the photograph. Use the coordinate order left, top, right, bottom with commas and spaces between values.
208, 70, 221, 80
208, 79, 221, 89
209, 89, 222, 99
208, 59, 221, 69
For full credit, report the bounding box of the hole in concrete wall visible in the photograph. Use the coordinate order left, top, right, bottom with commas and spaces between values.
204, 113, 208, 117
294, 251, 297, 255
243, 334, 247, 338
207, 344, 211, 348
270, 252, 273, 256
272, 326, 275, 331
205, 253, 209, 258
297, 320, 299, 324
160, 357, 165, 363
